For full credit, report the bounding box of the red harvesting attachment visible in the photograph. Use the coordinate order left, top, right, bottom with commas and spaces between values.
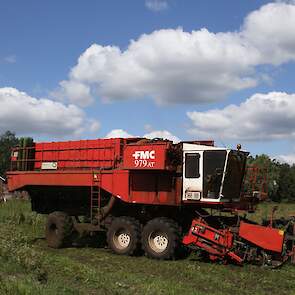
183, 213, 295, 267
183, 218, 240, 263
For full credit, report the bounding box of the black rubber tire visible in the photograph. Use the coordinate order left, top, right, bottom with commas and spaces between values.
142, 217, 181, 260
107, 216, 141, 256
45, 211, 73, 248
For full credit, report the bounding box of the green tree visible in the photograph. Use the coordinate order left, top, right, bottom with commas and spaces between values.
247, 154, 295, 202
277, 164, 295, 202
0, 131, 19, 176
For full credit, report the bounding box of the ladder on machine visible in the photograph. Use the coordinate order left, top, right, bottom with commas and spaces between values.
91, 170, 102, 222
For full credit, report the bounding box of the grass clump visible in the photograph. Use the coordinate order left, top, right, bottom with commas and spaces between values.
0, 226, 47, 283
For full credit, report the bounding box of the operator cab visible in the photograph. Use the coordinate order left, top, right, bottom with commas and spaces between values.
182, 143, 248, 203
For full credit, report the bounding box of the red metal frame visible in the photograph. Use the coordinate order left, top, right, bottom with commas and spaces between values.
243, 165, 268, 200
291, 223, 295, 264
182, 218, 243, 264
183, 218, 288, 265
7, 137, 265, 210
7, 169, 182, 206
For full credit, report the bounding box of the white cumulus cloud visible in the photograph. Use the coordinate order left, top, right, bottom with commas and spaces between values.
242, 2, 295, 65
187, 92, 295, 141
52, 80, 93, 107
0, 87, 100, 137
56, 2, 295, 107
105, 129, 135, 138
277, 153, 295, 165
145, 0, 168, 12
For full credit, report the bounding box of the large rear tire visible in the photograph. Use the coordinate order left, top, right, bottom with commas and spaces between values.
142, 217, 181, 260
45, 211, 73, 248
107, 216, 141, 255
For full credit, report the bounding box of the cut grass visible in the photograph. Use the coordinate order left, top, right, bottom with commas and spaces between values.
0, 200, 295, 295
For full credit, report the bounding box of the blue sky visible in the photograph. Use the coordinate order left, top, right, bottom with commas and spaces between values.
1, 0, 295, 163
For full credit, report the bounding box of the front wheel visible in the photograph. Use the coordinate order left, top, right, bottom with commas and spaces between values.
142, 218, 181, 260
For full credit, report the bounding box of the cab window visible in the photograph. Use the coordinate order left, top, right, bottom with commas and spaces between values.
185, 153, 200, 178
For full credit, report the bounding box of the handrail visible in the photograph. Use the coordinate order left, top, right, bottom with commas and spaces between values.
10, 144, 119, 172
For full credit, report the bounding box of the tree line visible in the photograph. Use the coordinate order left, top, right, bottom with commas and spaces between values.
247, 154, 295, 202
0, 130, 294, 202
0, 131, 19, 177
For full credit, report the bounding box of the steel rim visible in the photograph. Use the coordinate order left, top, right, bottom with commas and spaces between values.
113, 229, 131, 250
148, 231, 169, 253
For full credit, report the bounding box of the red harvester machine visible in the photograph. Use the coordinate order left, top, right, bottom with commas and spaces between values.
7, 137, 295, 267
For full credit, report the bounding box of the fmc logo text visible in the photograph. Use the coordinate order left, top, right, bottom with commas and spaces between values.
132, 150, 156, 160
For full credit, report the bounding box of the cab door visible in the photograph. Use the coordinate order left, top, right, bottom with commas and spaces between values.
202, 150, 227, 200
182, 151, 203, 201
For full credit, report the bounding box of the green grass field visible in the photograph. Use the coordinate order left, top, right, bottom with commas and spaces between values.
0, 200, 295, 295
